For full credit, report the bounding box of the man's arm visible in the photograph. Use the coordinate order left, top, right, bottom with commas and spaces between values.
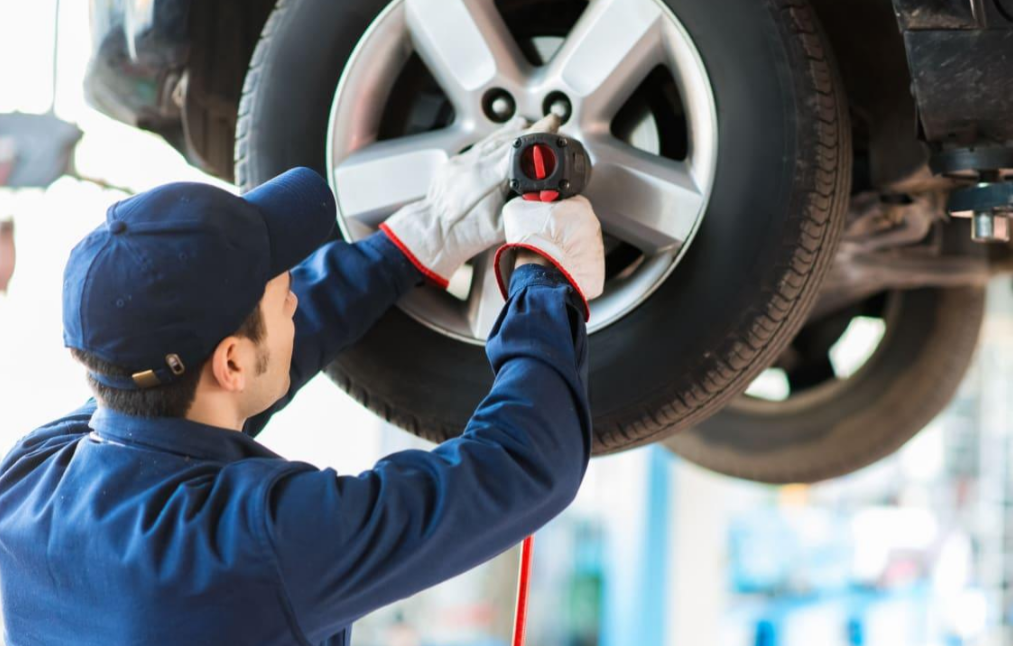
244, 231, 423, 436
259, 264, 592, 642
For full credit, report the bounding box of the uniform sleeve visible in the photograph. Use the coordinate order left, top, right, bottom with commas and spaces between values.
244, 231, 423, 437
260, 264, 592, 641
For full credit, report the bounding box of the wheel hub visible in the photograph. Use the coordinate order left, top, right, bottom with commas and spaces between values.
327, 0, 718, 344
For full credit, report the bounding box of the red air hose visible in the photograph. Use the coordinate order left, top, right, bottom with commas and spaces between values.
511, 535, 535, 646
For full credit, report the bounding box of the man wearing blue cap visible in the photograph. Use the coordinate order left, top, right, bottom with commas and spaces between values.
0, 115, 605, 645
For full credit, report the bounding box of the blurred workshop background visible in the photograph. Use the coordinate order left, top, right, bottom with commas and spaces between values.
3, 1, 1013, 645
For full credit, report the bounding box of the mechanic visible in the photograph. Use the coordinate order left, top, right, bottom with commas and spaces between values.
0, 114, 605, 646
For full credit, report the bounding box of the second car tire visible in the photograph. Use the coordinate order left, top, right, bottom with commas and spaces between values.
665, 285, 987, 483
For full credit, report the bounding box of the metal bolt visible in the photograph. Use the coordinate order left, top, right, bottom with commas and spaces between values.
972, 210, 1011, 243
483, 88, 516, 123
513, 138, 522, 148
491, 97, 513, 120
543, 91, 573, 124
557, 138, 568, 148
510, 180, 520, 190
559, 180, 571, 191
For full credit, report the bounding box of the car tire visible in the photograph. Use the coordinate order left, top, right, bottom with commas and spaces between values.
665, 286, 987, 483
235, 0, 851, 453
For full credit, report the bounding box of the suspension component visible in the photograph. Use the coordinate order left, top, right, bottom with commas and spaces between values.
935, 147, 1013, 243
948, 178, 1013, 243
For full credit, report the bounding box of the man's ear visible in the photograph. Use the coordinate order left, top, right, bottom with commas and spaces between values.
209, 336, 246, 392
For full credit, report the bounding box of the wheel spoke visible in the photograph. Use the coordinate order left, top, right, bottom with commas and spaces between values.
332, 126, 474, 230
547, 0, 665, 125
584, 137, 705, 255
405, 0, 530, 112
465, 249, 506, 341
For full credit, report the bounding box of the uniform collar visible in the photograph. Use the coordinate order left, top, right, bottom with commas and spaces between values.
88, 406, 280, 463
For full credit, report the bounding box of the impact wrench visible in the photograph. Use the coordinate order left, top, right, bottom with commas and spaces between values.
506, 131, 592, 646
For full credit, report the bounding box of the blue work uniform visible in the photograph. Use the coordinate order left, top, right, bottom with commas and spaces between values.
0, 232, 592, 646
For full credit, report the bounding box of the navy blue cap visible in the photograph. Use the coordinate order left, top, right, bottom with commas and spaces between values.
63, 167, 336, 390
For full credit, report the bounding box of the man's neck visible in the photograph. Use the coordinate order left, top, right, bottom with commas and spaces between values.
185, 394, 245, 432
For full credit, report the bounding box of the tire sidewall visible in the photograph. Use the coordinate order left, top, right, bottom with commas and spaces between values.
667, 286, 986, 483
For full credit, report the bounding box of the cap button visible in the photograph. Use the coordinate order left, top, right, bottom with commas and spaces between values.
109, 221, 127, 235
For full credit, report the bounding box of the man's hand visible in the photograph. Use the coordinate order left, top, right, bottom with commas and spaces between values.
494, 195, 605, 321
379, 114, 561, 289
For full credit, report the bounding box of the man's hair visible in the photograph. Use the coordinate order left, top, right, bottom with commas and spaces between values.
70, 304, 266, 418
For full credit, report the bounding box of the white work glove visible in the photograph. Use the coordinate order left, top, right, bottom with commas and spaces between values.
379, 114, 562, 288
493, 195, 605, 321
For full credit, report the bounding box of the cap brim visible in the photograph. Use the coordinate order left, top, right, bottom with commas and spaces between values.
242, 167, 337, 276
